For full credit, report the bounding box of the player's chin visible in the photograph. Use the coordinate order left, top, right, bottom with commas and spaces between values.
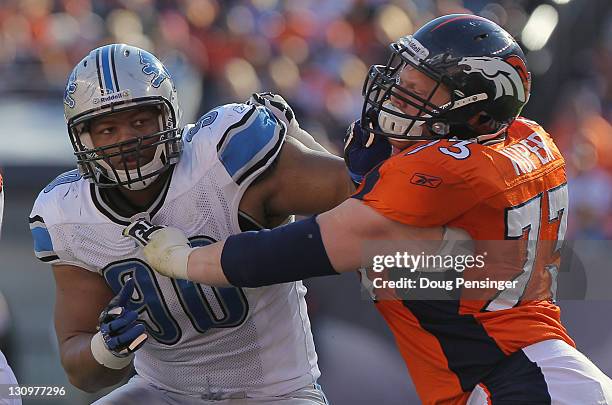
114, 153, 156, 170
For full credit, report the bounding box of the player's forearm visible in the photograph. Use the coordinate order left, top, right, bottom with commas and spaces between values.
186, 216, 341, 287
190, 199, 443, 287
60, 333, 131, 393
129, 216, 343, 287
289, 127, 330, 153
186, 241, 230, 286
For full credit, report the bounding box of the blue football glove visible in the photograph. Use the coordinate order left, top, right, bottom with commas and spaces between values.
343, 120, 391, 185
91, 278, 147, 369
99, 277, 147, 355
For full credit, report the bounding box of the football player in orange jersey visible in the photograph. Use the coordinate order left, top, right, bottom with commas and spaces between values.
126, 14, 612, 404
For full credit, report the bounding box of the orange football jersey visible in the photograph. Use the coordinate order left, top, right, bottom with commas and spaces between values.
353, 118, 574, 404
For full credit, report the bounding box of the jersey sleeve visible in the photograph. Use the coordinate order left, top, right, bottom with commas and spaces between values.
215, 104, 286, 185
28, 171, 93, 269
184, 103, 286, 186
352, 158, 480, 227
28, 211, 59, 264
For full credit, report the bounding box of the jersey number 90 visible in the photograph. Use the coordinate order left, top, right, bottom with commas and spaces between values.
103, 236, 248, 345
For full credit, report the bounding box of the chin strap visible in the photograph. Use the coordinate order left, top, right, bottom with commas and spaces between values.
378, 102, 428, 137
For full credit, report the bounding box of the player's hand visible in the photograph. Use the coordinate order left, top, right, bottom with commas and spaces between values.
90, 278, 147, 369
343, 120, 391, 184
123, 219, 192, 280
246, 92, 299, 135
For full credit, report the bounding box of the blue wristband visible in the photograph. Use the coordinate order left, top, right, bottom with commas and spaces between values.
221, 216, 338, 287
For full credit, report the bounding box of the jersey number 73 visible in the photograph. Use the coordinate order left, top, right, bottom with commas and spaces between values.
485, 183, 568, 311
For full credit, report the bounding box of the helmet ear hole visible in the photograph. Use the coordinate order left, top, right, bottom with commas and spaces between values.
477, 113, 492, 124
465, 112, 503, 137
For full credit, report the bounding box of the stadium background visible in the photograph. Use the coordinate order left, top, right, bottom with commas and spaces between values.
0, 0, 610, 403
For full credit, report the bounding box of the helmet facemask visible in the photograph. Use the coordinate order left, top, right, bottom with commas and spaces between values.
68, 99, 182, 190
64, 44, 183, 190
362, 36, 504, 142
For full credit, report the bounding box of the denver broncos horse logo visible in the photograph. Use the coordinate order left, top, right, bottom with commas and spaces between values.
139, 50, 171, 88
458, 56, 530, 103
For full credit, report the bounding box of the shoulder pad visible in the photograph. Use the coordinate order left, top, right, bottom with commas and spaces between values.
29, 169, 84, 263
183, 103, 255, 144
185, 103, 286, 185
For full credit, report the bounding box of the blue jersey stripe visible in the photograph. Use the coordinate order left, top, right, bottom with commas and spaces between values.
31, 226, 54, 253
101, 45, 114, 93
219, 109, 278, 178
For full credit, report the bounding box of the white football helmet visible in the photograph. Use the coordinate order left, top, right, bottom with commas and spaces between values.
64, 44, 182, 190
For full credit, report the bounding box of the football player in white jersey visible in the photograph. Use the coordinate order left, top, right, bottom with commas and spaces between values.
29, 44, 353, 404
0, 176, 22, 405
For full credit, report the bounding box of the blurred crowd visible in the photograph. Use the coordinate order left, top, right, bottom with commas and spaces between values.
548, 14, 612, 239
0, 0, 610, 238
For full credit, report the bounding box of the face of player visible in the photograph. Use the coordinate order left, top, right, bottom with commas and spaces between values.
88, 106, 161, 170
388, 65, 451, 153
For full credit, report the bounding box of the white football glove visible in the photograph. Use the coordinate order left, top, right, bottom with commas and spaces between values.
246, 92, 299, 135
247, 92, 331, 153
123, 219, 192, 280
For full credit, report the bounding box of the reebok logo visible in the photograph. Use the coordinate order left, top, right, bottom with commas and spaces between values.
410, 173, 442, 188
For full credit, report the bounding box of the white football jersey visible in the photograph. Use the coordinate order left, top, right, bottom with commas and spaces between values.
29, 104, 320, 398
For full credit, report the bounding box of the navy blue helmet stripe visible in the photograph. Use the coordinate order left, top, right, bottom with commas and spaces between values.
101, 45, 114, 93
95, 49, 103, 95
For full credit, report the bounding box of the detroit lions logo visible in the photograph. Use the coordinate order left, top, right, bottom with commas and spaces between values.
458, 56, 530, 102
139, 50, 171, 88
63, 70, 77, 108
